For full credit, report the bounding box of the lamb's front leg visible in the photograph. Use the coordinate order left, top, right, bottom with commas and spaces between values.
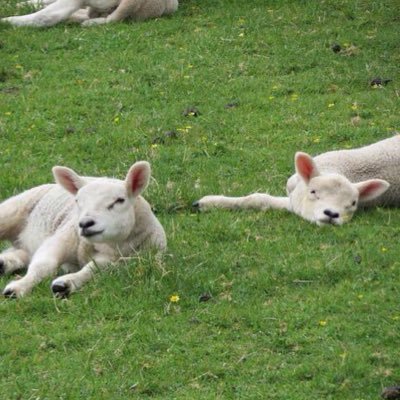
193, 193, 292, 212
51, 255, 112, 298
2, 0, 83, 27
2, 234, 70, 298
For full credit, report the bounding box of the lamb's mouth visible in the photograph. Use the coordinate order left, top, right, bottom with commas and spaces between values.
81, 229, 104, 238
318, 218, 340, 226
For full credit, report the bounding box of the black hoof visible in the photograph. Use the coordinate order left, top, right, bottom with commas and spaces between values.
3, 289, 17, 299
382, 386, 400, 399
52, 282, 70, 298
0, 260, 4, 275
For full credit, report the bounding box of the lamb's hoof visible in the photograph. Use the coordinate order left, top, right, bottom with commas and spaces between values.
0, 260, 4, 275
3, 289, 17, 299
192, 200, 201, 211
382, 386, 400, 399
52, 282, 70, 298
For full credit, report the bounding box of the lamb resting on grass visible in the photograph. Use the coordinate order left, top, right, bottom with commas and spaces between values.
194, 136, 400, 226
0, 161, 166, 298
2, 0, 178, 28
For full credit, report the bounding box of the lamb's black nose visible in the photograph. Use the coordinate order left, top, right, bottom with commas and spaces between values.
79, 218, 95, 229
324, 209, 339, 219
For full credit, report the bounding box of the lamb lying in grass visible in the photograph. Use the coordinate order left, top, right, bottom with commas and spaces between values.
2, 0, 178, 28
194, 136, 400, 226
0, 161, 166, 298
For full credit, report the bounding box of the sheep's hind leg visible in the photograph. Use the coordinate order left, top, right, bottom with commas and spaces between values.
3, 233, 69, 298
0, 248, 30, 275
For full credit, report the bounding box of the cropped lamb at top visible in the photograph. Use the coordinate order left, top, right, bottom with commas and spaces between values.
2, 0, 178, 28
0, 161, 166, 298
194, 136, 400, 226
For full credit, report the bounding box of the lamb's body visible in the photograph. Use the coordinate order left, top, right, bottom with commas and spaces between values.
195, 136, 400, 225
2, 0, 178, 27
0, 162, 166, 298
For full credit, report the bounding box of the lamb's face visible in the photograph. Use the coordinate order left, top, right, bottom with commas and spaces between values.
75, 180, 136, 243
53, 161, 151, 243
291, 152, 389, 226
292, 174, 359, 226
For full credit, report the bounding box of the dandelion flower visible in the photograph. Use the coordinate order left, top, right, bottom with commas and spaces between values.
169, 294, 180, 303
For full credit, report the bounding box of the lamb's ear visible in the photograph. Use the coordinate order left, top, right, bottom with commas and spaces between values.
354, 179, 390, 202
125, 161, 151, 198
52, 166, 86, 195
295, 152, 320, 184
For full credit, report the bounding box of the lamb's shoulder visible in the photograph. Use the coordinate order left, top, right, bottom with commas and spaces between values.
131, 196, 166, 251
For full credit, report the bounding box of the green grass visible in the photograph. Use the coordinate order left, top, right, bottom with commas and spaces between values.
0, 0, 399, 398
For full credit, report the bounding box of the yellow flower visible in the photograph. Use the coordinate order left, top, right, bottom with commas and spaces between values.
268, 96, 275, 100
381, 247, 388, 252
351, 102, 358, 111
238, 32, 244, 37
151, 144, 158, 149
328, 103, 335, 108
319, 320, 327, 326
169, 294, 180, 303
176, 125, 192, 134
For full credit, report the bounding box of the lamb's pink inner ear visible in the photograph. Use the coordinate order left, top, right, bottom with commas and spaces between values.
357, 179, 389, 201
127, 162, 150, 197
53, 167, 81, 195
296, 153, 316, 183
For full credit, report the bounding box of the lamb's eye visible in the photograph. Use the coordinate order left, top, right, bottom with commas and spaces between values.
310, 190, 316, 194
352, 200, 356, 206
107, 198, 125, 210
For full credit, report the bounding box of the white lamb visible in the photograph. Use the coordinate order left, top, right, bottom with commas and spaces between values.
0, 161, 166, 298
2, 0, 178, 27
194, 136, 400, 226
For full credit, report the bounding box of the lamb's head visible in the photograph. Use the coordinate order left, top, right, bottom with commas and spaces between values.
290, 152, 389, 226
52, 162, 151, 242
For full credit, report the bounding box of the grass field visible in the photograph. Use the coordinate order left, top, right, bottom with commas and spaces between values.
0, 0, 399, 398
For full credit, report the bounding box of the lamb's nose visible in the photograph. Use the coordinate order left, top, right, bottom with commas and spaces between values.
79, 218, 95, 229
323, 209, 339, 219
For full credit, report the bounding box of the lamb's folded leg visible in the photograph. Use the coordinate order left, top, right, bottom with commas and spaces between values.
193, 193, 292, 212
0, 248, 30, 275
82, 0, 155, 26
